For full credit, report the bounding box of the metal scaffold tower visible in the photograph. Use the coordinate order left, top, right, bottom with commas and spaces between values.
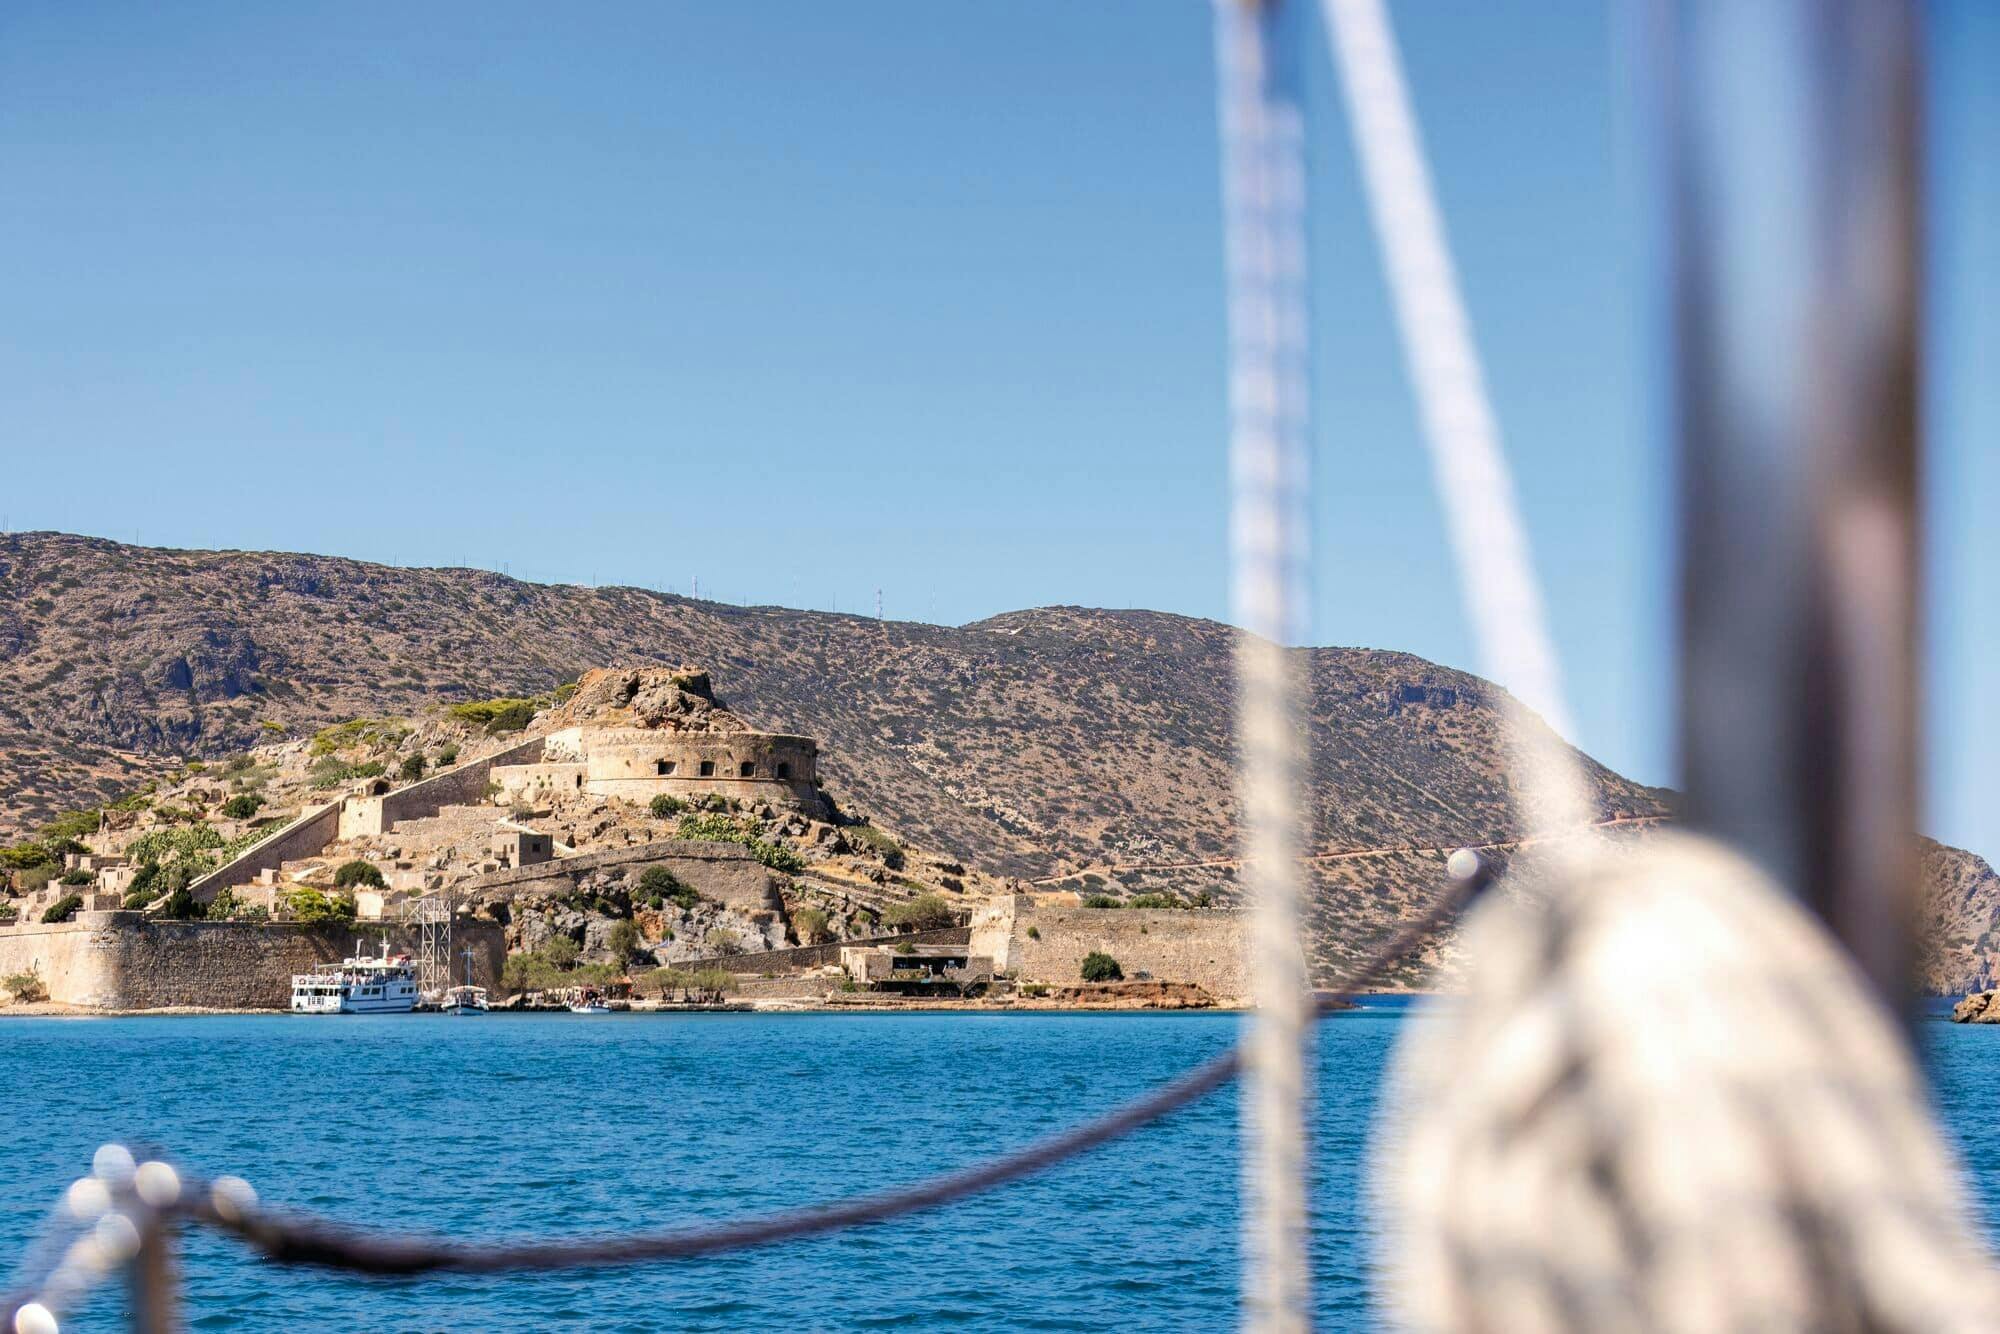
407, 893, 451, 1000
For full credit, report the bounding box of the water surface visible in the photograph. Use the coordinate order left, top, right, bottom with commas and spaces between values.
0, 1001, 1992, 1330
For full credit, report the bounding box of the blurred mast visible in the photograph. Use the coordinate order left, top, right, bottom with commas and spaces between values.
1670, 0, 1924, 1008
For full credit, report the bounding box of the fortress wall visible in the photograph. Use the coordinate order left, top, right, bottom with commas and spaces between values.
584, 732, 818, 787
358, 736, 546, 836
680, 926, 972, 974
490, 763, 588, 802
186, 800, 344, 902
190, 738, 545, 899
493, 732, 825, 814
0, 916, 507, 1010
460, 839, 780, 915
983, 898, 1256, 1002
0, 919, 118, 1008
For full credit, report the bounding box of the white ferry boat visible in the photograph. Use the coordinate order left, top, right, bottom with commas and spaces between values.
290, 940, 419, 1014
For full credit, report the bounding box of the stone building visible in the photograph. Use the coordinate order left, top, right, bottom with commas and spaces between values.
489, 724, 826, 814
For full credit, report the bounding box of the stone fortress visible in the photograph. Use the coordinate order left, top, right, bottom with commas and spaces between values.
485, 665, 830, 815
489, 724, 823, 811
1, 664, 1261, 1011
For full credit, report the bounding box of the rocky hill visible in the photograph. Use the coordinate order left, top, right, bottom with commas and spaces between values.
3, 531, 1993, 991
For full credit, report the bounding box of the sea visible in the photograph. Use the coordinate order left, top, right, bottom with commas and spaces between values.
1, 998, 1995, 1331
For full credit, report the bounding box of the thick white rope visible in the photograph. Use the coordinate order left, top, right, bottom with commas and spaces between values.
1320, 0, 1595, 843
1214, 1, 1314, 1328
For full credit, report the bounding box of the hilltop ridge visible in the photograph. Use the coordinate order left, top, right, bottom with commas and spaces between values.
3, 531, 1995, 992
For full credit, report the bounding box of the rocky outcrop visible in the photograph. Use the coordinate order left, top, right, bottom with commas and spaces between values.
1953, 991, 2000, 1024
545, 666, 748, 734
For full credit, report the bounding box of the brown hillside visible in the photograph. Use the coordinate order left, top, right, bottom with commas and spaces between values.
4, 531, 1993, 992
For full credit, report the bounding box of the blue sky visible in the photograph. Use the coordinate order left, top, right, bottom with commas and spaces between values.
1, 2, 1991, 859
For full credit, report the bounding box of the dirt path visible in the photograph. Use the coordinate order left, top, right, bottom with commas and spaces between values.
1028, 814, 1671, 885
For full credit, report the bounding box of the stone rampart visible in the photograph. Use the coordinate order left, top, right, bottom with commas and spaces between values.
185, 800, 343, 904
681, 926, 971, 974
341, 736, 545, 839
459, 839, 780, 915
189, 737, 545, 900
490, 728, 824, 813
971, 896, 1257, 1003
0, 915, 506, 1010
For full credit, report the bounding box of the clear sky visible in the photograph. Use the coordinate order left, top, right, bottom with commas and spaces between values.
1, 2, 1992, 859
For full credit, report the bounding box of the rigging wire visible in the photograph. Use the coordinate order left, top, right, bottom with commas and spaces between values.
1320, 0, 1596, 844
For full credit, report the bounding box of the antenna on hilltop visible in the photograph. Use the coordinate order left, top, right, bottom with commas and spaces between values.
876, 588, 883, 621
692, 576, 700, 600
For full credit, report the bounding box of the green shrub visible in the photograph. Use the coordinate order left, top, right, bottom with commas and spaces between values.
448, 697, 538, 734
158, 882, 203, 920
284, 887, 357, 924
1126, 893, 1184, 910
398, 755, 427, 782
1080, 951, 1124, 983
673, 813, 806, 873
638, 866, 701, 911
16, 866, 56, 895
649, 793, 686, 819
0, 844, 54, 871
750, 839, 805, 873
882, 893, 955, 932
607, 919, 642, 961
4, 970, 47, 1003
206, 887, 244, 920
41, 894, 84, 923
1025, 925, 1040, 940
541, 934, 580, 968
332, 860, 386, 890
122, 888, 161, 910
1081, 894, 1122, 909
0, 903, 17, 924
436, 743, 460, 766
702, 927, 740, 955
307, 754, 388, 789
221, 793, 263, 820
675, 812, 740, 843
38, 809, 102, 845
792, 907, 830, 945
893, 942, 915, 956
309, 717, 408, 756
59, 869, 92, 887
235, 904, 270, 923
848, 823, 905, 870
128, 826, 224, 866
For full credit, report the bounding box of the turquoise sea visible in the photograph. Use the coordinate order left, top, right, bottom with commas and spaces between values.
2, 1000, 1995, 1331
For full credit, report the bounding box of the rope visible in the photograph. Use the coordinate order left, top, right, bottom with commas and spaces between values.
1214, 0, 1316, 1329
1319, 0, 1596, 844
2, 861, 1489, 1328
1377, 831, 2000, 1332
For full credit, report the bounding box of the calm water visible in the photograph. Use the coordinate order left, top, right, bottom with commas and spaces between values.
1, 1000, 1994, 1331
